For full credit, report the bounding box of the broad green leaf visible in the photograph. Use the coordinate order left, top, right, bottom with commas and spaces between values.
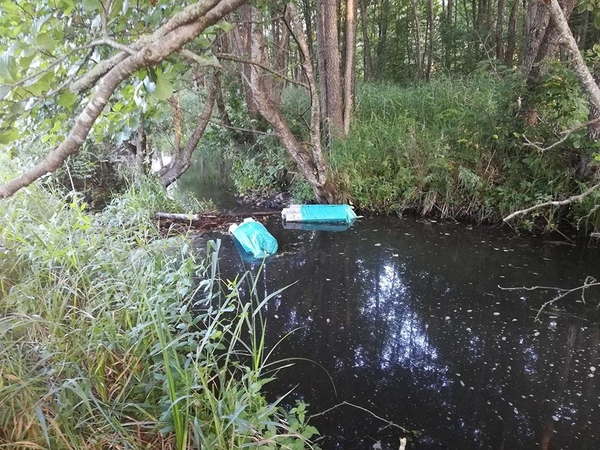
58, 91, 78, 108
0, 85, 10, 100
0, 128, 20, 144
82, 0, 102, 11
0, 53, 16, 83
152, 73, 173, 101
216, 21, 233, 33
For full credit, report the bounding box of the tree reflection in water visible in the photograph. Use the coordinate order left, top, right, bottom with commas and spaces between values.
198, 216, 600, 450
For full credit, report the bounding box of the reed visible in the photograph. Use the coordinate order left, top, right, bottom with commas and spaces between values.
0, 183, 318, 449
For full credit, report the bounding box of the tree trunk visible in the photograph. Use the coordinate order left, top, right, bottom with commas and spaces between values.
504, 0, 519, 66
588, 63, 600, 142
343, 0, 357, 136
495, 0, 506, 60
316, 0, 344, 137
375, 0, 390, 78
359, 0, 373, 81
241, 4, 259, 117
410, 0, 423, 79
302, 0, 315, 60
425, 0, 434, 80
157, 75, 218, 187
247, 3, 339, 203
444, 0, 454, 70
546, 0, 600, 112
135, 118, 149, 175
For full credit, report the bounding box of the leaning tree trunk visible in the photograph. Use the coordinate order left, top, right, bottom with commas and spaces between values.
157, 74, 218, 187
247, 3, 339, 203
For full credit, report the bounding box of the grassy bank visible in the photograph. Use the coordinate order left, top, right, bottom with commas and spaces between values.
0, 181, 317, 449
231, 72, 600, 231
333, 74, 600, 230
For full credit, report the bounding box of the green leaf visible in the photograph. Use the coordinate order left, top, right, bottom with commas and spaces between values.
0, 85, 11, 100
58, 91, 78, 108
0, 128, 20, 144
82, 0, 102, 11
152, 73, 173, 101
216, 21, 233, 33
301, 425, 319, 439
0, 53, 16, 82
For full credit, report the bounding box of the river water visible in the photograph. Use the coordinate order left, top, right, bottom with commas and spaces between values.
192, 213, 600, 450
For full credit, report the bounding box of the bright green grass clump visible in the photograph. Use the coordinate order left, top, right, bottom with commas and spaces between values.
0, 182, 318, 449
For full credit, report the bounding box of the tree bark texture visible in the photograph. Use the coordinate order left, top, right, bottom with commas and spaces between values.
504, 0, 519, 65
343, 0, 357, 135
359, 0, 373, 81
316, 0, 344, 136
425, 0, 434, 80
495, 0, 506, 60
0, 0, 248, 199
410, 0, 423, 79
546, 0, 600, 112
523, 0, 575, 81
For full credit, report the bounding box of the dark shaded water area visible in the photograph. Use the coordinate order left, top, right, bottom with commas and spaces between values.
193, 215, 600, 450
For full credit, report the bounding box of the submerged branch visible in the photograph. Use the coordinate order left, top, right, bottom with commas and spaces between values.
499, 276, 600, 321
310, 401, 410, 434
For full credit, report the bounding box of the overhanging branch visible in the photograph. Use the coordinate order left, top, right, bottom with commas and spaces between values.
0, 0, 248, 200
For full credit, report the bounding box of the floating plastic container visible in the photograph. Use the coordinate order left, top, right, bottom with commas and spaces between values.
281, 204, 357, 224
229, 218, 278, 259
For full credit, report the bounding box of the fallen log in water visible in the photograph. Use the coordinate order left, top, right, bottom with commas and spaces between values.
155, 211, 279, 222
155, 211, 279, 235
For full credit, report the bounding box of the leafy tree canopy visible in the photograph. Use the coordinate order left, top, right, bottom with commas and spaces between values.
0, 0, 232, 161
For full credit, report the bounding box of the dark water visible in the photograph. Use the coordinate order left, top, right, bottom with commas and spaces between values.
194, 215, 600, 450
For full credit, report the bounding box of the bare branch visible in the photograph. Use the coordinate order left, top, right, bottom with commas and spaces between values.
523, 116, 600, 152
216, 52, 307, 87
499, 276, 600, 320
310, 401, 410, 434
503, 182, 600, 222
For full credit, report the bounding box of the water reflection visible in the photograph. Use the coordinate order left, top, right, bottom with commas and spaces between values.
195, 216, 600, 450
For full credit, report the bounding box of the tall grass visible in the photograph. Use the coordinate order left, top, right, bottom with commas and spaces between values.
329, 73, 600, 228
0, 183, 318, 449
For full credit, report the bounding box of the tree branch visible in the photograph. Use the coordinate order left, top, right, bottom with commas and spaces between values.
503, 182, 600, 222
216, 52, 307, 88
70, 0, 224, 94
0, 0, 248, 200
499, 276, 600, 320
523, 116, 600, 153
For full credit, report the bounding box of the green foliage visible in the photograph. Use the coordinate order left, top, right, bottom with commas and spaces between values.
230, 135, 289, 196
0, 185, 319, 449
331, 74, 599, 229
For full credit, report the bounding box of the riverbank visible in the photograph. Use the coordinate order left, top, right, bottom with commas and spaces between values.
228, 75, 600, 234
0, 183, 319, 449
